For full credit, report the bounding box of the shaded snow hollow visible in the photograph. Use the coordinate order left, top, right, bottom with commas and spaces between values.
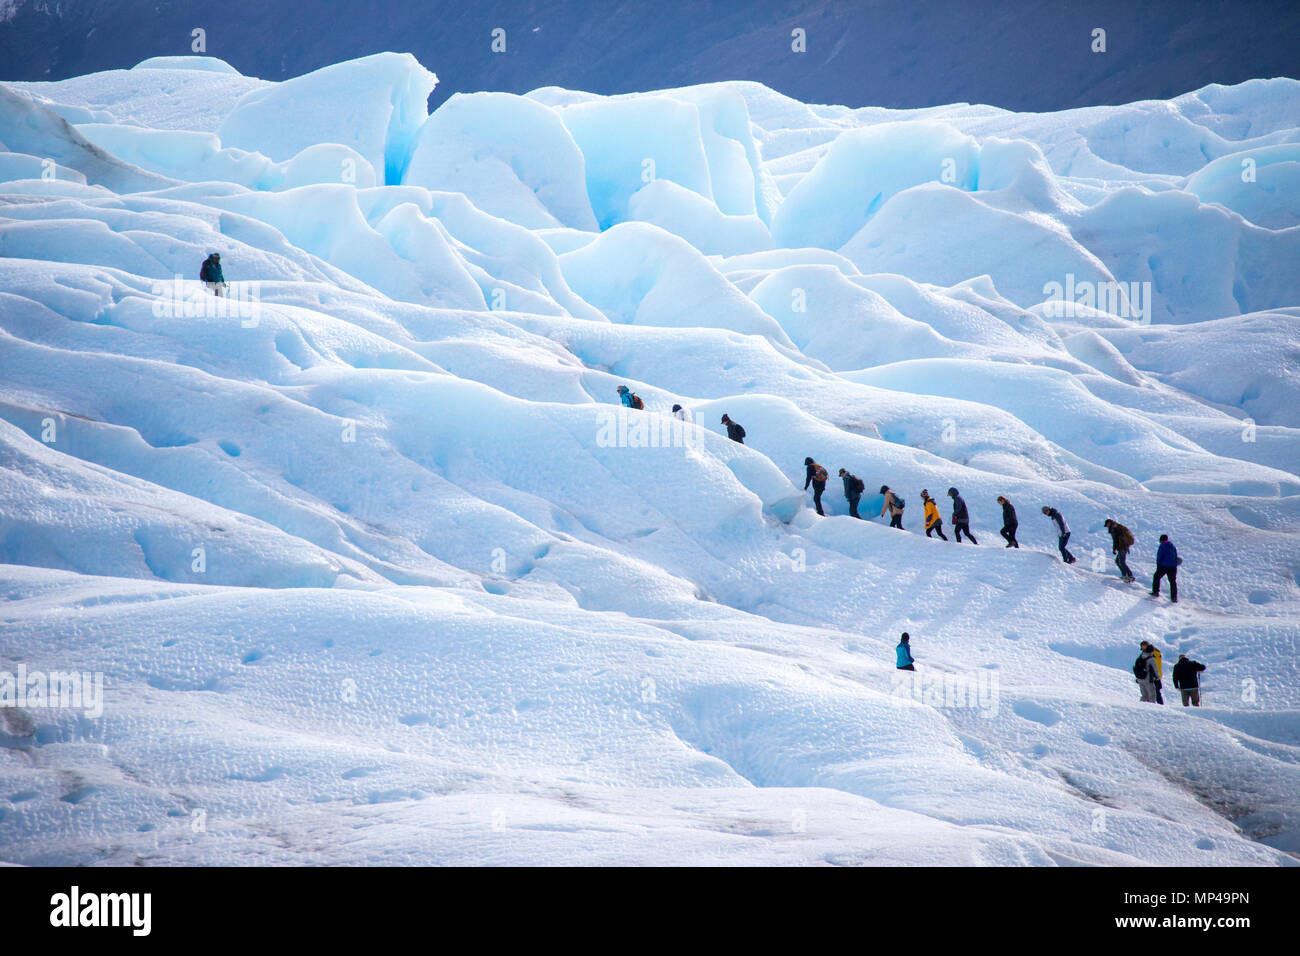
0, 54, 1298, 866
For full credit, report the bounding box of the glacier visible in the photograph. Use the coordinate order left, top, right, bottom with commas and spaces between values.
0, 52, 1298, 866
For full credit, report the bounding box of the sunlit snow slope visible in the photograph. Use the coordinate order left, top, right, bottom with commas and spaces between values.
1, 54, 1298, 866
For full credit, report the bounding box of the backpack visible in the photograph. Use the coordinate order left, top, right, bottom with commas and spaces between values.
892, 493, 905, 510
1115, 525, 1134, 549
629, 393, 644, 410
812, 464, 828, 483
850, 475, 864, 496
1133, 655, 1148, 681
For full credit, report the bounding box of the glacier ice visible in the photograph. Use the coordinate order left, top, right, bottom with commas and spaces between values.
218, 52, 437, 185
1, 53, 1299, 867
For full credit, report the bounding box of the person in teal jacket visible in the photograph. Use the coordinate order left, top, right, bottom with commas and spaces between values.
200, 252, 226, 296
896, 632, 916, 671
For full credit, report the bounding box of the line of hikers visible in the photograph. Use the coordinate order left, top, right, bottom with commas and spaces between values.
609, 389, 1183, 602
897, 633, 1208, 706
803, 457, 1182, 599
613, 390, 1201, 707
614, 386, 745, 443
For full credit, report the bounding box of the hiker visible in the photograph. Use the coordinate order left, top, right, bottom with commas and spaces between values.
804, 458, 828, 516
839, 468, 865, 518
1133, 642, 1160, 703
1041, 506, 1075, 563
671, 403, 693, 423
1103, 518, 1136, 582
948, 487, 977, 543
616, 385, 643, 409
921, 490, 947, 540
1142, 640, 1165, 704
997, 496, 1019, 548
1152, 534, 1180, 602
880, 485, 904, 529
720, 414, 745, 444
896, 632, 916, 671
200, 252, 226, 296
1172, 654, 1206, 707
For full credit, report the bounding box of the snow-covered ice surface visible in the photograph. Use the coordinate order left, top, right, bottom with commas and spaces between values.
1, 54, 1298, 866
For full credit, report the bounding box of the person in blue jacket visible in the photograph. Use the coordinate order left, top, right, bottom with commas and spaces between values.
1152, 534, 1180, 602
616, 385, 634, 407
896, 632, 916, 671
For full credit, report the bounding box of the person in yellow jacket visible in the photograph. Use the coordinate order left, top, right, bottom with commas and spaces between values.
920, 489, 948, 540
1141, 640, 1165, 704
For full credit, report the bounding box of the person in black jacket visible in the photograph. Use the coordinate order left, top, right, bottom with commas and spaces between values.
839, 468, 864, 518
1041, 506, 1075, 563
948, 487, 977, 543
804, 457, 828, 516
720, 414, 745, 444
1172, 654, 1206, 707
996, 495, 1019, 548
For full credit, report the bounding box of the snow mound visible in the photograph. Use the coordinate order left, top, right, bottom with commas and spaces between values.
557, 222, 792, 345
74, 122, 378, 190
132, 56, 243, 75
403, 92, 597, 231
0, 84, 177, 192
555, 88, 770, 233
4, 67, 269, 133
771, 121, 980, 250
626, 178, 772, 256
218, 52, 437, 185
1185, 144, 1300, 229
841, 184, 1114, 311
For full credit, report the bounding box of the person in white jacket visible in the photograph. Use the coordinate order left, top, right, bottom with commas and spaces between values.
671, 403, 692, 423
1134, 644, 1160, 703
1041, 506, 1076, 563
